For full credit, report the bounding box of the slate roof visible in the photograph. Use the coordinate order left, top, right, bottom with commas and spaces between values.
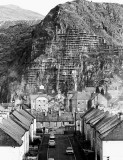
93, 114, 121, 139
12, 110, 31, 126
18, 109, 34, 123
2, 118, 25, 138
96, 115, 118, 131
30, 94, 49, 100
0, 121, 23, 146
71, 91, 91, 100
5, 117, 26, 134
97, 116, 119, 134
84, 109, 100, 121
80, 108, 94, 119
90, 93, 98, 100
81, 108, 123, 140
89, 111, 109, 126
32, 110, 74, 122
84, 87, 95, 94
10, 115, 29, 131
85, 110, 104, 123
103, 121, 123, 140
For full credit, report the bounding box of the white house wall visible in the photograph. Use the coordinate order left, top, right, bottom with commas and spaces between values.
21, 136, 25, 156
97, 94, 108, 108
103, 141, 123, 160
0, 146, 22, 160
36, 97, 48, 112
31, 100, 35, 110
29, 124, 34, 142
25, 131, 29, 153
33, 119, 36, 135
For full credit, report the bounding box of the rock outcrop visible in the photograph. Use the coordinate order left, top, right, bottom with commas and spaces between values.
1, 0, 123, 101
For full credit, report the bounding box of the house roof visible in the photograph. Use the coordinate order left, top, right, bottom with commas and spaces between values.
11, 110, 31, 128
91, 93, 110, 101
6, 117, 26, 134
103, 121, 123, 140
10, 115, 29, 131
0, 121, 23, 146
84, 109, 100, 121
32, 110, 74, 122
2, 118, 25, 137
96, 115, 118, 131
89, 111, 109, 126
98, 116, 120, 135
90, 93, 98, 100
100, 119, 121, 139
82, 108, 123, 140
80, 108, 94, 119
84, 87, 95, 92
85, 109, 102, 123
72, 91, 91, 100
93, 114, 121, 140
18, 109, 34, 123
30, 94, 49, 100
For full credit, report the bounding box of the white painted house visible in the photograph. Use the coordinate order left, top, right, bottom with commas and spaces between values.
30, 94, 49, 112
81, 108, 123, 160
0, 118, 26, 160
11, 110, 34, 142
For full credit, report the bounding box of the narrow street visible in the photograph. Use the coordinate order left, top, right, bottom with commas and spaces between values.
48, 135, 76, 160
38, 135, 49, 160
69, 135, 87, 160
38, 134, 87, 160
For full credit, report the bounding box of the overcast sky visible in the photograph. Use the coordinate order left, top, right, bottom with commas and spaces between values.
0, 0, 123, 16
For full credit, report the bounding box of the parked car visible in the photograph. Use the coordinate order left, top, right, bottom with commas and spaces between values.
48, 158, 54, 160
26, 156, 38, 160
49, 133, 55, 139
66, 146, 74, 154
48, 140, 56, 147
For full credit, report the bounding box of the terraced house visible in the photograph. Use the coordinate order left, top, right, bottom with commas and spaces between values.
81, 108, 123, 160
0, 108, 36, 160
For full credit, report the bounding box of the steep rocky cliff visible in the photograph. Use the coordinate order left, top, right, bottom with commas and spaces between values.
1, 0, 123, 102
0, 23, 34, 102
33, 0, 123, 47
30, 0, 123, 93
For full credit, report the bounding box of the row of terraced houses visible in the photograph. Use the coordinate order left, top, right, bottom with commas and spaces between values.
75, 74, 123, 160
0, 107, 36, 160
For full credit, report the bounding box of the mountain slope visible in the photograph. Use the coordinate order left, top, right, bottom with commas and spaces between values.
30, 0, 123, 92
33, 0, 123, 46
1, 0, 123, 102
0, 4, 44, 21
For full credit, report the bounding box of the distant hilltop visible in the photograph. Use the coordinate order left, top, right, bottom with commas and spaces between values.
0, 4, 44, 21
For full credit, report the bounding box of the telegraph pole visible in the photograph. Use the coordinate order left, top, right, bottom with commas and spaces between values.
56, 63, 60, 92
74, 111, 76, 135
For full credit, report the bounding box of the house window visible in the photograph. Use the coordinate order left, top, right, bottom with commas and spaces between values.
69, 121, 74, 124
